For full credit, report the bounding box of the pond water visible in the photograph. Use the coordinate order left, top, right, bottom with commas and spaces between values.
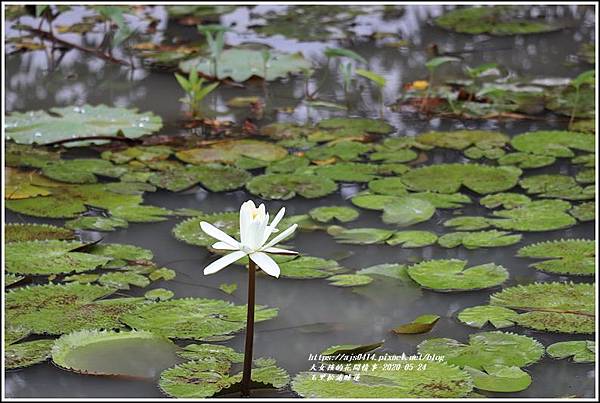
4, 4, 596, 399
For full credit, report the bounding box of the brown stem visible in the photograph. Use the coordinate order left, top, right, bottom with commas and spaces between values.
44, 135, 141, 147
241, 259, 256, 397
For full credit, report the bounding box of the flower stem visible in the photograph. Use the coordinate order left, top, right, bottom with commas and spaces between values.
241, 258, 256, 397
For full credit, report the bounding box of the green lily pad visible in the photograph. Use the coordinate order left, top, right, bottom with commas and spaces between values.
98, 272, 150, 290
327, 274, 373, 287
356, 264, 411, 282
480, 193, 531, 209
148, 164, 251, 192
101, 145, 172, 164
52, 329, 178, 377
265, 155, 310, 174
444, 216, 491, 231
464, 365, 532, 393
6, 240, 111, 275
247, 173, 337, 200
570, 201, 595, 221
173, 212, 239, 247
279, 256, 345, 279
517, 239, 594, 276
309, 206, 359, 223
5, 223, 74, 242
457, 306, 519, 329
368, 177, 409, 196
511, 130, 595, 157
401, 163, 522, 194
407, 259, 508, 292
218, 283, 237, 295
392, 314, 440, 334
321, 341, 383, 356
41, 159, 126, 184
306, 141, 373, 161
418, 331, 544, 370
498, 152, 556, 169
438, 230, 522, 249
176, 140, 287, 165
179, 48, 312, 82
304, 162, 382, 183
519, 174, 593, 200
5, 104, 163, 146
327, 226, 394, 244
546, 341, 595, 363
416, 130, 509, 150
176, 343, 244, 363
6, 143, 62, 168
382, 197, 436, 226
65, 216, 129, 231
369, 148, 417, 163
149, 267, 177, 281
64, 273, 100, 284
5, 273, 25, 287
5, 339, 54, 370
490, 282, 595, 334
489, 199, 576, 232
386, 231, 438, 247
121, 298, 278, 340
314, 118, 394, 141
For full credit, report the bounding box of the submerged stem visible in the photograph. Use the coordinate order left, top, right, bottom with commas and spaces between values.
240, 259, 256, 397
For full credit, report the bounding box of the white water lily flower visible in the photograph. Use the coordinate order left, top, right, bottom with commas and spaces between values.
200, 200, 298, 278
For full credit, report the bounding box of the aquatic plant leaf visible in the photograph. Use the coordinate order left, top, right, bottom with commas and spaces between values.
489, 199, 576, 232
177, 343, 244, 363
52, 329, 178, 377
309, 206, 359, 223
110, 204, 172, 223
173, 213, 239, 247
464, 365, 532, 393
407, 259, 508, 292
5, 326, 31, 345
369, 148, 417, 163
5, 240, 111, 275
366, 177, 406, 196
279, 256, 345, 279
99, 272, 150, 290
517, 239, 594, 276
292, 359, 473, 398
519, 174, 593, 200
327, 226, 394, 244
511, 130, 594, 157
89, 243, 154, 262
498, 152, 556, 169
418, 331, 544, 370
490, 282, 595, 334
392, 314, 440, 334
64, 273, 100, 284
247, 173, 337, 199
218, 283, 237, 295
5, 167, 59, 200
382, 197, 435, 226
438, 230, 522, 250
317, 117, 394, 135
5, 273, 25, 287
386, 231, 438, 247
322, 341, 383, 356
5, 223, 74, 242
6, 143, 62, 168
101, 145, 172, 164
546, 341, 595, 363
416, 130, 508, 150
5, 339, 54, 370
148, 164, 251, 192
149, 267, 177, 281
443, 216, 491, 231
480, 193, 531, 209
327, 274, 373, 287
457, 306, 519, 329
570, 201, 595, 221
356, 264, 411, 282
305, 141, 372, 162
121, 298, 278, 340
176, 140, 287, 165
65, 216, 129, 231
265, 155, 310, 174
401, 163, 521, 194
304, 162, 382, 183
41, 159, 126, 184
351, 193, 399, 210
547, 84, 595, 119
5, 104, 162, 146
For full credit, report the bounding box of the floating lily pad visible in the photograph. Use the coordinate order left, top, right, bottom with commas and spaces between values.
98, 272, 150, 290
305, 162, 381, 183
386, 231, 438, 247
41, 159, 126, 184
416, 130, 508, 150
149, 267, 177, 281
148, 164, 251, 192
570, 201, 595, 221
490, 282, 595, 334
218, 283, 237, 295
520, 174, 593, 200
392, 314, 440, 334
5, 167, 59, 200
457, 306, 519, 329
309, 206, 359, 223
279, 256, 345, 279
247, 173, 337, 200
401, 163, 521, 194
369, 148, 417, 163
179, 48, 312, 82
444, 216, 491, 231
5, 105, 163, 146
489, 199, 576, 232
101, 145, 172, 164
5, 339, 54, 370
306, 141, 373, 161
517, 239, 594, 276
6, 240, 111, 275
176, 140, 287, 165
65, 216, 129, 231
5, 273, 25, 287
64, 273, 100, 284
265, 155, 310, 174
464, 365, 532, 393
327, 226, 394, 244
173, 213, 239, 247
5, 223, 74, 242
6, 143, 62, 168
368, 177, 409, 196
321, 341, 383, 356
418, 331, 544, 370
498, 152, 556, 169
480, 193, 531, 209
121, 298, 278, 340
52, 329, 178, 377
546, 341, 595, 363
327, 274, 373, 287
314, 118, 394, 141
511, 130, 594, 157
407, 259, 508, 292
438, 230, 522, 249
356, 264, 412, 282
382, 197, 436, 226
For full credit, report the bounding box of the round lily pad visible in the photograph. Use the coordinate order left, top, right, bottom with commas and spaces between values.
173, 212, 239, 248
368, 177, 409, 196
327, 274, 373, 287
327, 226, 394, 244
176, 140, 287, 165
386, 231, 438, 247
407, 259, 509, 292
246, 173, 337, 200
438, 230, 522, 249
511, 130, 595, 157
382, 197, 436, 226
517, 239, 594, 276
457, 305, 519, 329
464, 365, 532, 393
5, 339, 54, 369
416, 130, 509, 150
309, 206, 359, 223
546, 341, 595, 363
5, 223, 75, 242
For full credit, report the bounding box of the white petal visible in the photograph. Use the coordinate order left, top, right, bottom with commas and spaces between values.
200, 222, 240, 248
203, 250, 247, 275
212, 241, 239, 250
263, 224, 298, 249
239, 201, 255, 246
261, 207, 286, 244
250, 252, 281, 278
264, 246, 298, 255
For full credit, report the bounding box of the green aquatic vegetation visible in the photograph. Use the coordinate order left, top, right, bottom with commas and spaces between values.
386, 231, 438, 247
407, 259, 508, 292
356, 263, 411, 282
368, 177, 408, 196
401, 163, 522, 194
575, 168, 595, 184
246, 173, 337, 199
305, 141, 373, 161
88, 243, 153, 262
519, 174, 594, 200
64, 274, 100, 284
382, 197, 436, 226
308, 206, 359, 223
98, 272, 150, 290
65, 216, 129, 231
438, 230, 522, 250
5, 339, 54, 370
489, 199, 576, 232
148, 267, 177, 281
5, 166, 61, 199
121, 298, 278, 340
566, 70, 595, 125
177, 343, 244, 362
464, 365, 532, 393
5, 240, 111, 275
416, 130, 509, 150
175, 66, 220, 117
490, 282, 595, 334
101, 146, 172, 164
418, 331, 544, 370
265, 155, 310, 174
351, 191, 470, 210
570, 201, 595, 222
5, 105, 163, 146
480, 193, 531, 209
148, 164, 251, 192
546, 341, 595, 363
369, 148, 418, 163
321, 341, 383, 356
176, 139, 287, 165
356, 68, 387, 116
5, 223, 74, 242
218, 283, 237, 295
517, 239, 594, 276
579, 42, 596, 64
510, 130, 595, 157
435, 6, 561, 35
392, 314, 440, 334
327, 226, 394, 245
5, 273, 25, 287
173, 213, 239, 247
180, 48, 311, 82
327, 274, 373, 287
5, 326, 31, 345
52, 329, 178, 377
6, 143, 62, 168
278, 256, 346, 279
457, 306, 519, 329
314, 117, 394, 141
463, 145, 505, 160
303, 162, 382, 182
